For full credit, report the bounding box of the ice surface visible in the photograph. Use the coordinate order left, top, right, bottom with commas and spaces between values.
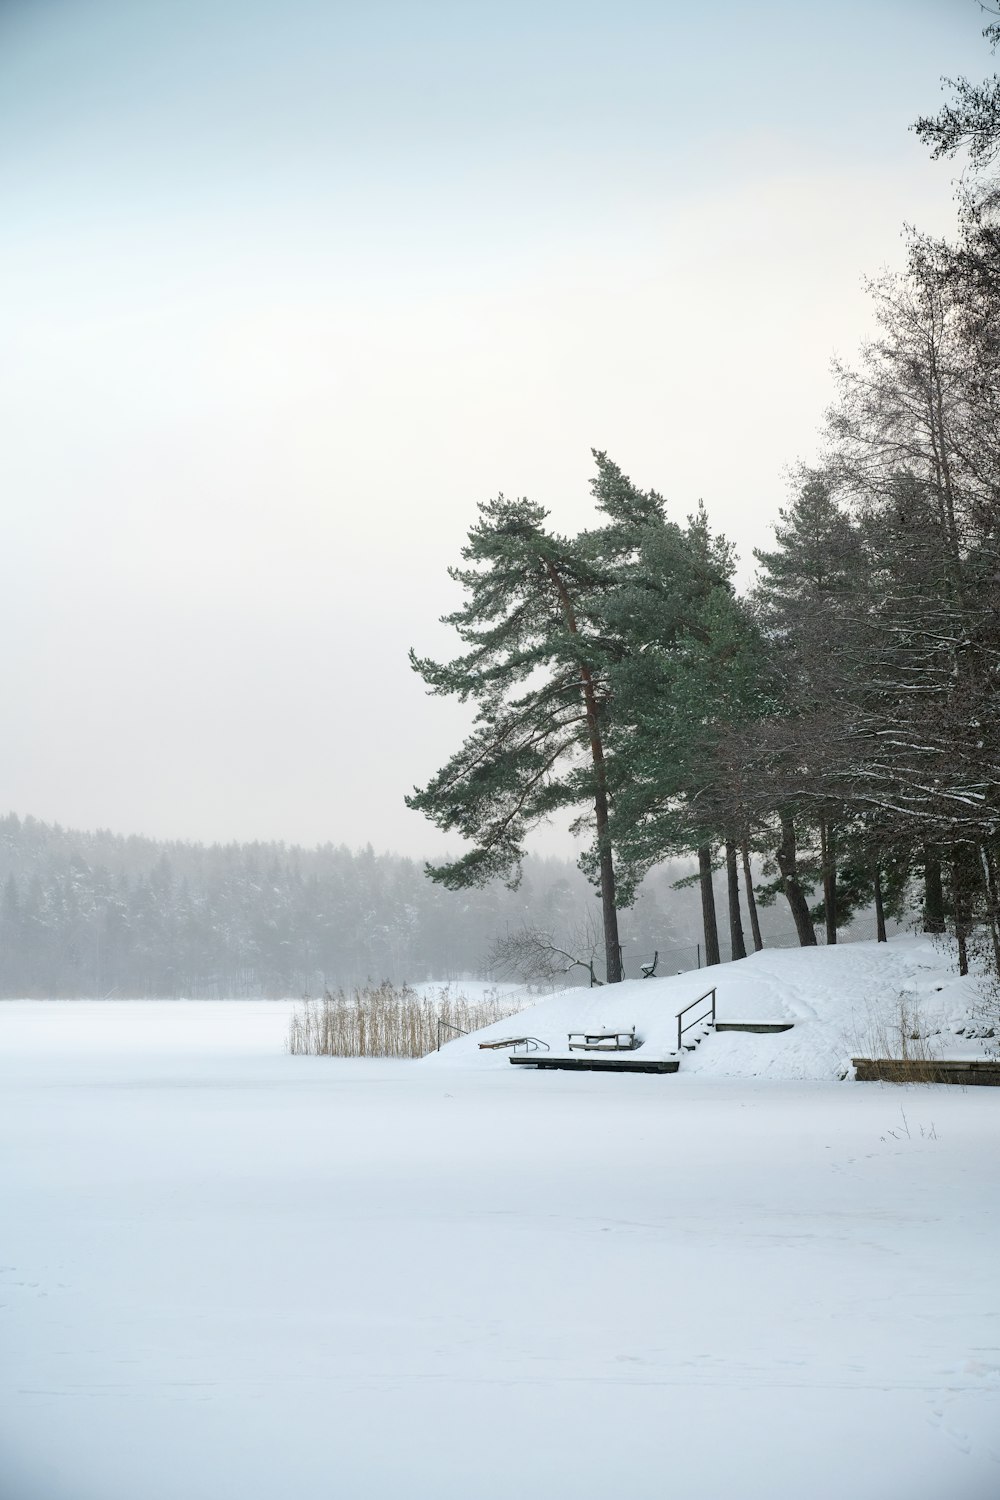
1, 941, 998, 1500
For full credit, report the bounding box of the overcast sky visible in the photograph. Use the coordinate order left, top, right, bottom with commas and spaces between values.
0, 0, 989, 856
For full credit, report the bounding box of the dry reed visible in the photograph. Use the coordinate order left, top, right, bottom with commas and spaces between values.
286, 981, 525, 1058
856, 995, 941, 1083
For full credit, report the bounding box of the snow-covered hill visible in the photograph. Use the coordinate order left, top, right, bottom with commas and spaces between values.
425, 935, 996, 1079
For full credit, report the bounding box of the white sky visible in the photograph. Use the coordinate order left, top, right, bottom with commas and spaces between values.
0, 0, 989, 855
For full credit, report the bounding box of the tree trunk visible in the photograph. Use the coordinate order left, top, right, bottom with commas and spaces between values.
725, 840, 747, 960
741, 843, 764, 952
819, 816, 837, 945
776, 815, 816, 946
978, 845, 1000, 976
593, 786, 622, 984
951, 851, 969, 978
873, 866, 887, 943
923, 849, 945, 934
698, 845, 721, 967
545, 562, 622, 982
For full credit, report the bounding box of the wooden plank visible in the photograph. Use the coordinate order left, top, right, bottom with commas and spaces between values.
714, 1022, 794, 1034
568, 1040, 641, 1052
851, 1057, 1000, 1086
510, 1055, 679, 1075
478, 1037, 535, 1050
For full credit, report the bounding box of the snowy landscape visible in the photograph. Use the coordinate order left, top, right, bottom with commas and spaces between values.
2, 937, 998, 1500
6, 4, 1000, 1498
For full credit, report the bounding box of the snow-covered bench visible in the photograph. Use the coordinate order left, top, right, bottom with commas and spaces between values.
478, 1036, 550, 1053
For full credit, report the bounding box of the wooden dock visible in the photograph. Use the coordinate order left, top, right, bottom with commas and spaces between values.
510, 1055, 679, 1075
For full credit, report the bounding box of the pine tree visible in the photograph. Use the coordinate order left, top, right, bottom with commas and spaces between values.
593, 482, 766, 963
751, 473, 870, 943
406, 490, 626, 982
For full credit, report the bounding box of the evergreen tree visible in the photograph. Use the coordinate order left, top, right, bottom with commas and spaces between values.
750, 473, 868, 943
593, 479, 767, 962
406, 489, 626, 982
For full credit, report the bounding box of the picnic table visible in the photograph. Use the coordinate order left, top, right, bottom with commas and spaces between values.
567, 1027, 639, 1052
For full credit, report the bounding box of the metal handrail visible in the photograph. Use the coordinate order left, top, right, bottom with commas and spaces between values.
676, 987, 716, 1053
436, 1019, 470, 1052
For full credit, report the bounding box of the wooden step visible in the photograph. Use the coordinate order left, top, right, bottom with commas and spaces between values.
714, 1022, 795, 1034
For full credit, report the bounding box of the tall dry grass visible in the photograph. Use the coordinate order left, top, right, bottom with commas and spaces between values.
286, 981, 525, 1058
856, 995, 941, 1083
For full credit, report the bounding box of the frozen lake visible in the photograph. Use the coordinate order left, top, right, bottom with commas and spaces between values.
1, 1000, 998, 1499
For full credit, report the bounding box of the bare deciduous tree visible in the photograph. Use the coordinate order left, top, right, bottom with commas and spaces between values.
486, 917, 606, 988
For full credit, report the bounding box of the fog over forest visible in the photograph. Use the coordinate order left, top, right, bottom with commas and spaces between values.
0, 811, 845, 998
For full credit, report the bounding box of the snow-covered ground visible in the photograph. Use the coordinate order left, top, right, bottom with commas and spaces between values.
430, 935, 999, 1078
1, 940, 998, 1500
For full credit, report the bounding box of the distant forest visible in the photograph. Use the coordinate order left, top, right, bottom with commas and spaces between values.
0, 812, 831, 998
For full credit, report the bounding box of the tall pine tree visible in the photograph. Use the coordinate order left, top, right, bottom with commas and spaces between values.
406, 490, 626, 982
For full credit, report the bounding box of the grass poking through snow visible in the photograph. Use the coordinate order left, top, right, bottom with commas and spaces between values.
286, 982, 525, 1058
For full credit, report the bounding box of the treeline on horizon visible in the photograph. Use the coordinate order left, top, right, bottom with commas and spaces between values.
0, 812, 818, 998
407, 35, 1000, 988
11, 31, 999, 1000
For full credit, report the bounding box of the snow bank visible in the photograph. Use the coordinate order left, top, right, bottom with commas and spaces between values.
424, 935, 996, 1079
